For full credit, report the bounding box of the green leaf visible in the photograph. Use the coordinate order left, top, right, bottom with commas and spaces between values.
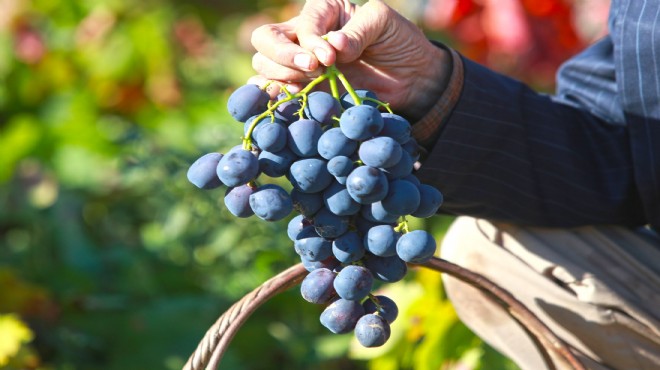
0, 115, 42, 182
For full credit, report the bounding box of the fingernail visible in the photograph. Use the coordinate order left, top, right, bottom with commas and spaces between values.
294, 53, 312, 70
285, 84, 301, 94
327, 31, 344, 46
314, 48, 328, 65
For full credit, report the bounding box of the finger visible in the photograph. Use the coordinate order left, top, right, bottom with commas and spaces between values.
247, 75, 304, 100
251, 19, 320, 71
330, 0, 391, 64
295, 0, 357, 66
246, 75, 280, 99
252, 52, 324, 82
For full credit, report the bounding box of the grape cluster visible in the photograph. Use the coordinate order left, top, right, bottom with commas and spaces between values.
187, 68, 443, 348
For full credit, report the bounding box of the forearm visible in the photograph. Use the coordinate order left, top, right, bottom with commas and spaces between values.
414, 54, 646, 227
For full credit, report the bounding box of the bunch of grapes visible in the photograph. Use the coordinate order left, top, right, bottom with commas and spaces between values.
186, 65, 443, 348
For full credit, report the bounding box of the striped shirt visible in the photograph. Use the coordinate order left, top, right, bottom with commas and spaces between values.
414, 0, 659, 230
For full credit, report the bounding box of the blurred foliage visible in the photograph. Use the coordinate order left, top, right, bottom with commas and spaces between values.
0, 0, 598, 369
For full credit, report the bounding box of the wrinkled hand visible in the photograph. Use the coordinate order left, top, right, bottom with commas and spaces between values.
249, 0, 451, 121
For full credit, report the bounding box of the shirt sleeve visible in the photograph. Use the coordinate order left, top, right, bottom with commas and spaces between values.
412, 49, 647, 228
412, 47, 464, 150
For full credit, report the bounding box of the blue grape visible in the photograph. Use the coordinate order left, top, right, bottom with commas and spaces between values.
274, 94, 301, 123
354, 314, 391, 347
396, 230, 436, 263
256, 121, 288, 152
364, 225, 400, 257
244, 115, 276, 145
288, 119, 323, 157
287, 214, 311, 241
339, 105, 384, 141
224, 184, 255, 218
327, 156, 354, 179
248, 184, 293, 222
378, 113, 411, 143
289, 158, 333, 193
294, 227, 332, 262
187, 153, 223, 189
346, 166, 389, 204
332, 231, 365, 263
323, 181, 361, 216
302, 255, 341, 272
227, 84, 270, 122
360, 202, 400, 223
411, 184, 444, 218
364, 254, 408, 283
313, 207, 350, 239
304, 91, 341, 126
258, 147, 298, 178
380, 179, 421, 216
333, 265, 373, 301
403, 174, 421, 186
354, 215, 388, 235
339, 89, 379, 109
320, 298, 365, 334
300, 268, 337, 304
317, 128, 358, 160
363, 295, 398, 324
381, 150, 414, 180
358, 136, 402, 168
216, 148, 259, 187
291, 189, 324, 218
401, 138, 421, 162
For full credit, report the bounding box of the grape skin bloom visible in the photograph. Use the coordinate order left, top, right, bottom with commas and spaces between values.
301, 268, 337, 304
227, 84, 270, 122
396, 230, 437, 263
187, 152, 223, 189
354, 314, 391, 347
346, 166, 389, 204
333, 265, 373, 301
320, 298, 365, 334
216, 148, 259, 187
339, 105, 384, 141
248, 184, 293, 222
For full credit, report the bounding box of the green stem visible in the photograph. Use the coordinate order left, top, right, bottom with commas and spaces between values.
243, 74, 330, 149
299, 73, 330, 95
394, 217, 410, 234
328, 73, 340, 101
363, 97, 393, 113
330, 65, 362, 106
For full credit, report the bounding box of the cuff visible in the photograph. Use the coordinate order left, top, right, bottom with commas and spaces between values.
411, 45, 464, 151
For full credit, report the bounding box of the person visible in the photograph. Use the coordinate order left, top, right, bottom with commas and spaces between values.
249, 0, 660, 369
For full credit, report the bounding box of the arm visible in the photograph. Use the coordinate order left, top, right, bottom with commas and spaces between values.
250, 0, 650, 228
415, 44, 646, 227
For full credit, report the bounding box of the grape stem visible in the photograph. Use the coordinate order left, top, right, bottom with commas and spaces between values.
327, 64, 361, 106
394, 218, 410, 234
242, 64, 394, 150
243, 64, 366, 150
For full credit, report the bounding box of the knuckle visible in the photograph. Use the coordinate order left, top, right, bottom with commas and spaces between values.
251, 24, 279, 46
274, 48, 293, 65
367, 0, 392, 17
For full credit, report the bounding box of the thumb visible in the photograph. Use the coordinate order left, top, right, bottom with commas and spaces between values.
328, 0, 392, 64
295, 0, 358, 66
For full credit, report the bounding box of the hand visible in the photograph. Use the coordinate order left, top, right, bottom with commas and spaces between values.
249, 0, 451, 121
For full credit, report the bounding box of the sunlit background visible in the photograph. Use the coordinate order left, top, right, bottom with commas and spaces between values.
0, 0, 608, 369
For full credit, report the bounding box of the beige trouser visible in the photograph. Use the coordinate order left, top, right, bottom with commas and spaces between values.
441, 217, 660, 370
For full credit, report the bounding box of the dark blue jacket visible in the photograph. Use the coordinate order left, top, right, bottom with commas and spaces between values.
417, 0, 660, 230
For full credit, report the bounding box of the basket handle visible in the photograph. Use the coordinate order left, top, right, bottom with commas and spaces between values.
183, 258, 585, 370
